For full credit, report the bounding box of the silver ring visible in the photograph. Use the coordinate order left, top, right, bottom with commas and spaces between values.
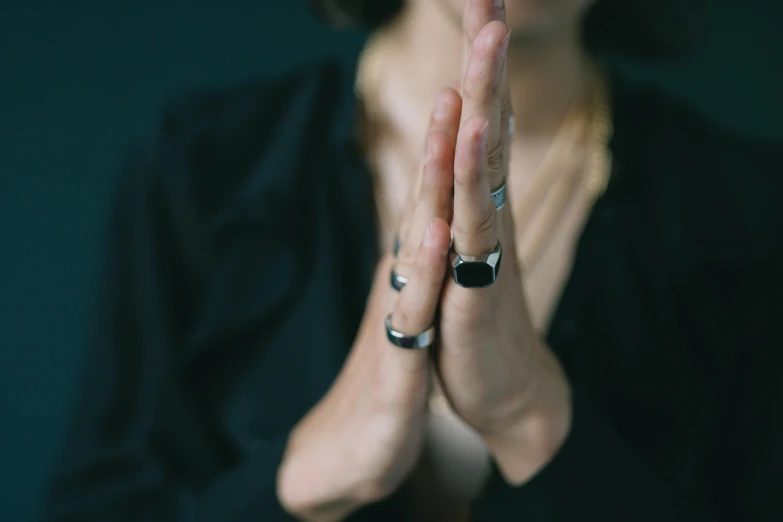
390, 268, 408, 292
385, 314, 435, 349
491, 180, 506, 211
393, 236, 402, 257
451, 240, 503, 288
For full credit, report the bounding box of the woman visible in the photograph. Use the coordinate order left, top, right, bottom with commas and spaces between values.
44, 0, 782, 521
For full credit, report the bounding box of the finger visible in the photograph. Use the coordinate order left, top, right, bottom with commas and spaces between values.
462, 0, 506, 65
429, 88, 463, 143
396, 90, 461, 276
395, 132, 455, 279
495, 73, 517, 254
398, 90, 462, 246
390, 218, 452, 338
499, 63, 513, 164
461, 20, 510, 191
453, 115, 497, 256
461, 0, 508, 113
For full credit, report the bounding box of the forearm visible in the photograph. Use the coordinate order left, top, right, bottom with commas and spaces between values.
276, 430, 368, 522
45, 432, 300, 522
482, 362, 573, 485
472, 389, 718, 522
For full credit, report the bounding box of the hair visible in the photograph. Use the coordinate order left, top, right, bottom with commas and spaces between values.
306, 0, 706, 62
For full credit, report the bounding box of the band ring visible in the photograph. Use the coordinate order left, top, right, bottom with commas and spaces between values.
390, 268, 408, 292
393, 236, 402, 257
491, 180, 507, 211
385, 314, 436, 349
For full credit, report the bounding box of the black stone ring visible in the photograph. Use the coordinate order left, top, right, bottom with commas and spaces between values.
450, 240, 503, 288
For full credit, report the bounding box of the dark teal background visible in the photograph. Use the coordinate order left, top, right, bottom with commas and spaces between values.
0, 2, 780, 520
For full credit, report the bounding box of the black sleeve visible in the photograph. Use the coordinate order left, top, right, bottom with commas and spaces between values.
42, 136, 299, 522
471, 251, 783, 522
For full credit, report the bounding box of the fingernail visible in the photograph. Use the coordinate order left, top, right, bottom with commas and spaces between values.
499, 31, 510, 60
492, 0, 504, 9
434, 93, 449, 119
424, 135, 433, 163
424, 222, 436, 247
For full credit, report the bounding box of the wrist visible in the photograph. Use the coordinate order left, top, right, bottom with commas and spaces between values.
483, 370, 572, 485
277, 430, 368, 522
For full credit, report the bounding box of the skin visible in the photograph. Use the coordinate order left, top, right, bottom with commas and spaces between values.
396, 0, 574, 485
373, 0, 600, 329
278, 1, 596, 520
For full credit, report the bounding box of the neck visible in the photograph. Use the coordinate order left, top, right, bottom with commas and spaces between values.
377, 0, 591, 146
505, 28, 590, 138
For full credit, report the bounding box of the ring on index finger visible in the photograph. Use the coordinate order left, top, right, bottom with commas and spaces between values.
385, 314, 436, 349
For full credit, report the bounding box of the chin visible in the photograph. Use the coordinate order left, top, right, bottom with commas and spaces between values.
505, 2, 557, 31
507, 0, 592, 32
452, 0, 592, 36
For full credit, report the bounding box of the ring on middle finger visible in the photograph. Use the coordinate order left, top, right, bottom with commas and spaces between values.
451, 240, 503, 288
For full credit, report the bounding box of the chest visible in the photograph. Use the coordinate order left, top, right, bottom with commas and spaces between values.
203, 156, 723, 518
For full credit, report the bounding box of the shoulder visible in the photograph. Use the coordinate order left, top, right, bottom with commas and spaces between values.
103, 55, 363, 347
106, 53, 359, 282
611, 77, 783, 378
134, 56, 356, 219
612, 73, 783, 263
107, 54, 359, 266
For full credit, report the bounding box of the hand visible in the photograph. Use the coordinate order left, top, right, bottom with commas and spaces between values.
276, 100, 458, 522
437, 0, 572, 484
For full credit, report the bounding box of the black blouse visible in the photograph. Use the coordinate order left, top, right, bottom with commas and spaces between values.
43, 46, 783, 521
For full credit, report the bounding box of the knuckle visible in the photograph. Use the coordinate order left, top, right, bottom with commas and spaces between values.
455, 161, 482, 187
462, 72, 482, 100
453, 206, 495, 241
451, 219, 474, 239
398, 245, 416, 266
394, 307, 412, 332
476, 205, 497, 237
486, 141, 505, 171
